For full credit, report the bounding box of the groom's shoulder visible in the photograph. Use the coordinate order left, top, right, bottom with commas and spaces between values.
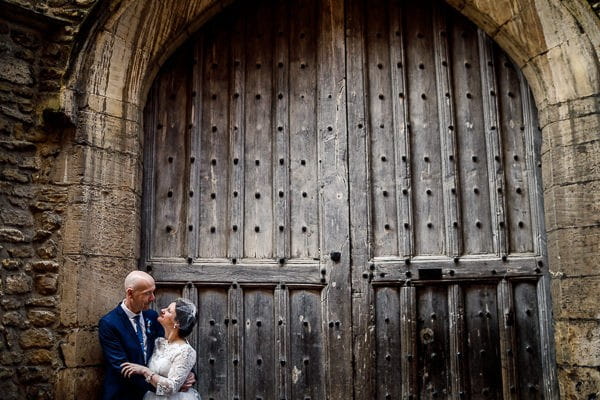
99, 304, 122, 325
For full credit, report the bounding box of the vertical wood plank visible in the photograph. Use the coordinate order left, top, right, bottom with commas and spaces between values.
524, 71, 558, 397
405, 0, 444, 256
464, 284, 502, 399
401, 285, 418, 399
188, 37, 202, 262
537, 276, 559, 398
514, 281, 543, 399
289, 0, 319, 258
448, 284, 468, 399
142, 82, 157, 266
243, 2, 274, 258
227, 7, 245, 261
346, 0, 375, 398
520, 76, 543, 256
197, 288, 229, 400
478, 31, 507, 257
274, 284, 290, 400
375, 287, 401, 400
495, 51, 534, 254
433, 7, 461, 258
273, 0, 291, 261
243, 289, 275, 400
290, 290, 325, 400
497, 279, 519, 399
318, 0, 352, 398
416, 286, 451, 398
151, 54, 190, 259
227, 283, 243, 400
199, 22, 230, 258
449, 15, 495, 256
182, 283, 199, 370
388, 0, 413, 258
367, 0, 399, 257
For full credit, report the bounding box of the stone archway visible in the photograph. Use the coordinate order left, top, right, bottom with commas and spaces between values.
56, 0, 600, 397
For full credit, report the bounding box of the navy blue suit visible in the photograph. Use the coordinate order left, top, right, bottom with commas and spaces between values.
99, 305, 164, 400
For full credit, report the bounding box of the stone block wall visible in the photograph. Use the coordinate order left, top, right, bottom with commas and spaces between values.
0, 1, 96, 398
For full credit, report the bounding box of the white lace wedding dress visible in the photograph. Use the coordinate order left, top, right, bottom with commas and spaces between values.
143, 338, 200, 399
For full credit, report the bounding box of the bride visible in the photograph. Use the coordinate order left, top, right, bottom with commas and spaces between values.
121, 298, 200, 399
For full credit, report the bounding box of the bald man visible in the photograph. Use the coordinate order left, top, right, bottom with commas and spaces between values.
98, 271, 194, 399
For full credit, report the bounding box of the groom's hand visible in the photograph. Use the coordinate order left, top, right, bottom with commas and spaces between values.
180, 372, 196, 391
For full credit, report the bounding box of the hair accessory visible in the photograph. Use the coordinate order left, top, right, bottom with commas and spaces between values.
174, 298, 198, 338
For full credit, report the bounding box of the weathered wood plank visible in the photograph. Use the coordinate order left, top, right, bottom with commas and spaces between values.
199, 22, 230, 258
289, 0, 319, 259
243, 289, 275, 400
367, 0, 399, 257
375, 286, 401, 400
448, 284, 467, 399
197, 288, 229, 399
405, 0, 444, 256
142, 82, 158, 266
290, 289, 325, 400
273, 0, 290, 260
388, 0, 413, 258
227, 7, 245, 261
495, 51, 534, 254
151, 261, 322, 285
537, 274, 559, 398
449, 14, 494, 255
464, 284, 502, 399
433, 6, 461, 258
513, 281, 543, 399
243, 2, 274, 258
372, 255, 540, 282
151, 53, 191, 259
188, 35, 203, 262
227, 283, 243, 400
400, 285, 418, 399
416, 286, 450, 398
347, 0, 375, 397
182, 283, 199, 370
497, 279, 519, 399
317, 0, 352, 398
274, 284, 290, 400
478, 31, 506, 257
520, 78, 544, 256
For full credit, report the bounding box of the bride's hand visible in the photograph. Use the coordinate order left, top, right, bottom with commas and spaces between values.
120, 362, 151, 378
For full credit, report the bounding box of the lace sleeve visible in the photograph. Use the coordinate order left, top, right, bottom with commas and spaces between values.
154, 344, 197, 396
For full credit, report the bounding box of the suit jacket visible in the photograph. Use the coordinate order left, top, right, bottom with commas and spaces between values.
99, 304, 165, 400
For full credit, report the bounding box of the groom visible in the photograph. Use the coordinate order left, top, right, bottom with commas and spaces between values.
98, 270, 194, 399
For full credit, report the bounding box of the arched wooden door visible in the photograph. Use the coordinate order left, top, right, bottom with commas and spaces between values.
142, 0, 557, 399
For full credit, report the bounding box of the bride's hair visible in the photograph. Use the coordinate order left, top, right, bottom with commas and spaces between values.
175, 298, 197, 338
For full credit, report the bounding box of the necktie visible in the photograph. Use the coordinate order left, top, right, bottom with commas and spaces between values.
133, 315, 146, 362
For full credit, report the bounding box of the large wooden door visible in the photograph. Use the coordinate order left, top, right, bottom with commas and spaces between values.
142, 1, 350, 399
142, 0, 556, 399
